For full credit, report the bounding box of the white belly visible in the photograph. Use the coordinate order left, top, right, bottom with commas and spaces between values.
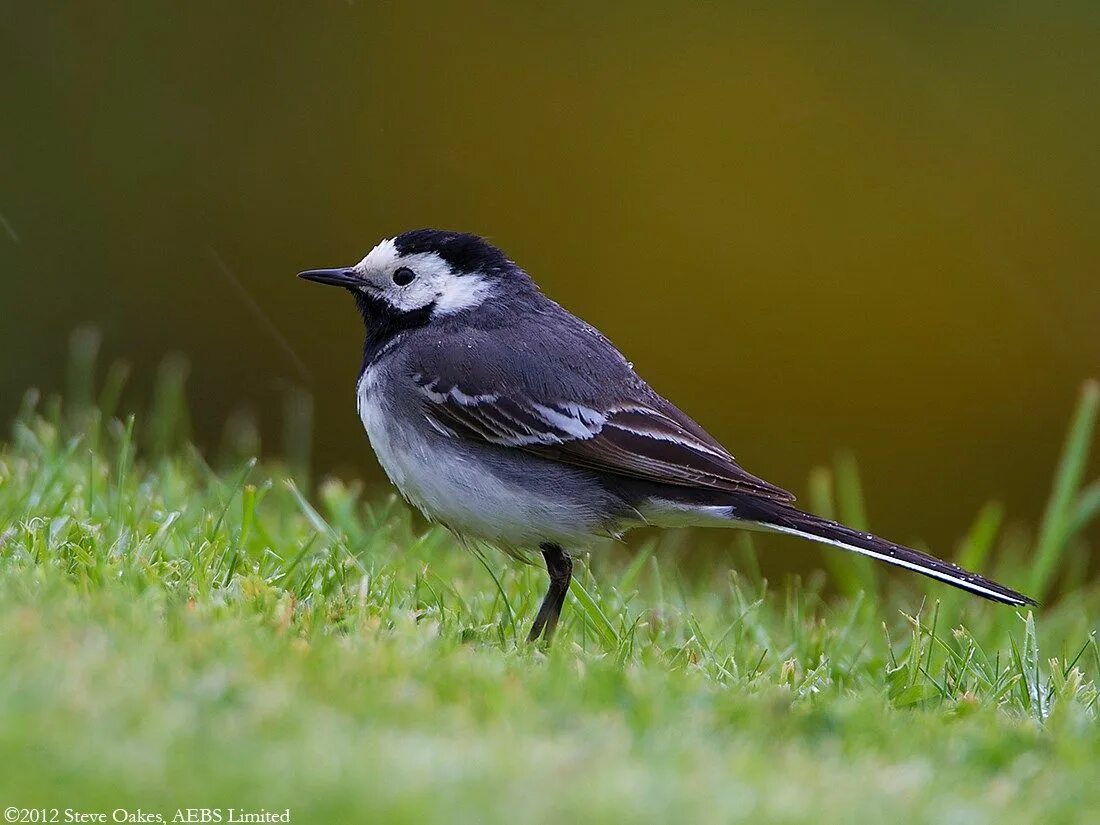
357, 372, 608, 551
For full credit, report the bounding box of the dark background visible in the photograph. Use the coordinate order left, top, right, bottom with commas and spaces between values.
3, 2, 1098, 556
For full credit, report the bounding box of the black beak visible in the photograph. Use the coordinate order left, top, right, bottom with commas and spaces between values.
297, 267, 361, 287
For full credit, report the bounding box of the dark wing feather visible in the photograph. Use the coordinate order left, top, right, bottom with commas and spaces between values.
413, 381, 794, 503
529, 404, 793, 500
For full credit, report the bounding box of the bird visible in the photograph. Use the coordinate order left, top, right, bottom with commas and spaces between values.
299, 229, 1035, 643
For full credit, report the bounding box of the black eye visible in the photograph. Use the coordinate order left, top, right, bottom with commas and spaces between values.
392, 267, 416, 286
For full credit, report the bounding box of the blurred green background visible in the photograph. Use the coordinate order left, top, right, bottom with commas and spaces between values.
2, 1, 1098, 554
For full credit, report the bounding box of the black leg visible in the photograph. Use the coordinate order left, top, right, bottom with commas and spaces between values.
527, 543, 573, 644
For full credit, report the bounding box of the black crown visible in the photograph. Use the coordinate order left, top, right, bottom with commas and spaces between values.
393, 229, 510, 274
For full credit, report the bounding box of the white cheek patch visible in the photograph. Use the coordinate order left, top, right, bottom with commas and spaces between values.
433, 271, 493, 315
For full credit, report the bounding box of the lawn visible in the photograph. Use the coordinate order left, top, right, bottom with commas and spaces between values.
0, 351, 1097, 824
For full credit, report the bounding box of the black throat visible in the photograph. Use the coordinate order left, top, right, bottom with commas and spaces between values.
354, 290, 434, 374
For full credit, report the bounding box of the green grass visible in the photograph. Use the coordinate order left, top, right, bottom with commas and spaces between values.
1, 348, 1098, 823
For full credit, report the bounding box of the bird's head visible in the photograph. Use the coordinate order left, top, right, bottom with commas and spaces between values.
299, 229, 530, 323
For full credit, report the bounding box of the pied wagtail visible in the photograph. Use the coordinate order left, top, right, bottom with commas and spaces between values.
300, 229, 1034, 643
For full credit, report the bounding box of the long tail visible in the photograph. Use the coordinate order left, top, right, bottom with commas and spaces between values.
732, 500, 1036, 606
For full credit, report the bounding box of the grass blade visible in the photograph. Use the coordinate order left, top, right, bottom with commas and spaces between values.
1030, 380, 1099, 598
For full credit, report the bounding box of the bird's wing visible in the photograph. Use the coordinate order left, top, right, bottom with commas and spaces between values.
406, 320, 794, 503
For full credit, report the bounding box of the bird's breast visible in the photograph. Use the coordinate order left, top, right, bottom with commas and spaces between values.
354, 368, 623, 550
356, 368, 409, 489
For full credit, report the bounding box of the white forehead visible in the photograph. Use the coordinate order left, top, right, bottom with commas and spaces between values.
354, 237, 493, 315
356, 238, 413, 272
